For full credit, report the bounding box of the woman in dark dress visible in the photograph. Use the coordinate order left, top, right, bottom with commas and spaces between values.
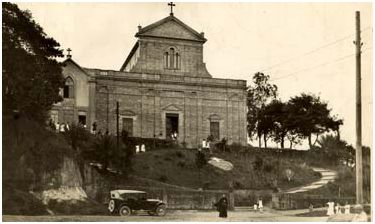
215, 194, 228, 218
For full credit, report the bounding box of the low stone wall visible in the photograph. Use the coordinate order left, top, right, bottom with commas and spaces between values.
272, 193, 356, 210
163, 190, 233, 210
233, 189, 274, 207
109, 186, 234, 210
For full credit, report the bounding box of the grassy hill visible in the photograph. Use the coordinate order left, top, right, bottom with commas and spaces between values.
131, 148, 320, 191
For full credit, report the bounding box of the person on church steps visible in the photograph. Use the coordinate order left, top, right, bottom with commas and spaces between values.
65, 122, 70, 131
92, 122, 97, 134
60, 123, 65, 132
48, 119, 55, 131
214, 194, 228, 218
55, 122, 60, 133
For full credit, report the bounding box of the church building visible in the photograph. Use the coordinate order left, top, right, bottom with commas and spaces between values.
51, 7, 247, 148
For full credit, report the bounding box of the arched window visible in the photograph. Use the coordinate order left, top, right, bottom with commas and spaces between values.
164, 47, 180, 69
164, 52, 170, 68
63, 77, 74, 99
175, 53, 180, 69
169, 47, 175, 68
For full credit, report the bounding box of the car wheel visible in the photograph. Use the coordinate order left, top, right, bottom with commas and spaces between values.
155, 205, 167, 216
119, 205, 131, 216
108, 200, 115, 214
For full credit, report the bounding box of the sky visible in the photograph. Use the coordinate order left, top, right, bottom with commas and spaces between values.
17, 2, 373, 148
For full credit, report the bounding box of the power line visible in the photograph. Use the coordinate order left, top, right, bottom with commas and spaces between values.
269, 46, 372, 82
246, 26, 372, 75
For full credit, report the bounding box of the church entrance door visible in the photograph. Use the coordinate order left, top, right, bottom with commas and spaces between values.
166, 113, 179, 140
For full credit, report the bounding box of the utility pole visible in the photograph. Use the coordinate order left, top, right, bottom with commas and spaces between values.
354, 11, 363, 204
106, 86, 109, 133
116, 101, 120, 148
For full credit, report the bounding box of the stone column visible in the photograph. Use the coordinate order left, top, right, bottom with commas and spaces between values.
197, 97, 203, 146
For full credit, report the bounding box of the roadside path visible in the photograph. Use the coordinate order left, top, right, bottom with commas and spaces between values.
284, 167, 337, 194
2, 208, 329, 222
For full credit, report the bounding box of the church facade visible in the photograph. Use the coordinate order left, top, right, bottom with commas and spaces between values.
51, 13, 247, 148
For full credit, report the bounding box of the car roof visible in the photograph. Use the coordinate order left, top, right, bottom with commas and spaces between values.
111, 190, 146, 194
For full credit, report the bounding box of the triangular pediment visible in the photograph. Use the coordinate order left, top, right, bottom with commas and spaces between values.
63, 58, 89, 76
136, 16, 206, 42
162, 104, 182, 111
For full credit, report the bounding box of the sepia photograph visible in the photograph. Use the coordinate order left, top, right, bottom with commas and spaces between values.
2, 1, 373, 222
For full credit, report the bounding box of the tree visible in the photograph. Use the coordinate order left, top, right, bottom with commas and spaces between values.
252, 156, 264, 171
287, 93, 343, 149
3, 3, 64, 123
247, 72, 278, 148
64, 124, 90, 153
316, 134, 353, 166
257, 102, 278, 148
259, 100, 290, 149
117, 133, 136, 176
94, 135, 116, 170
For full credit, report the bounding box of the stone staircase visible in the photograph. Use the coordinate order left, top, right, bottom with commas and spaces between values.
284, 167, 337, 194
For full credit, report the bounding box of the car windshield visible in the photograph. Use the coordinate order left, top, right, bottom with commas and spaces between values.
120, 193, 147, 200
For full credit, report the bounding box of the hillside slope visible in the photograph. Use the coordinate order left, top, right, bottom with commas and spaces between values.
131, 149, 320, 191
2, 116, 105, 215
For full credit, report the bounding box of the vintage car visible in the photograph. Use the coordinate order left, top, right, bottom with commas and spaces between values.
107, 190, 167, 216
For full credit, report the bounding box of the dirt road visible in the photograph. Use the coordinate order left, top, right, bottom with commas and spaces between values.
3, 209, 329, 222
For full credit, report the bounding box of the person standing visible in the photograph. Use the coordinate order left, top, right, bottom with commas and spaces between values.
215, 194, 228, 218
60, 123, 65, 133
55, 122, 60, 133
326, 201, 335, 216
48, 119, 55, 131
258, 197, 263, 212
202, 139, 207, 150
344, 202, 350, 214
352, 204, 368, 222
65, 122, 70, 131
336, 203, 343, 215
92, 122, 97, 134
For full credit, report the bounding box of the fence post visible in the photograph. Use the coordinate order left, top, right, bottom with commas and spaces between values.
162, 189, 168, 205
229, 192, 235, 210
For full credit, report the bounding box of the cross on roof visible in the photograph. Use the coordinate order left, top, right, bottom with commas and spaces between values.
168, 2, 175, 16
67, 48, 72, 58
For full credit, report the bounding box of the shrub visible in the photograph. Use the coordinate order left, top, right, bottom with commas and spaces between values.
177, 161, 186, 168
63, 123, 91, 152
233, 180, 245, 189
158, 175, 168, 182
203, 181, 211, 189
228, 142, 244, 153
175, 151, 185, 158
2, 184, 49, 215
253, 156, 263, 171
263, 163, 274, 173
164, 156, 172, 161
142, 164, 150, 170
195, 151, 207, 169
